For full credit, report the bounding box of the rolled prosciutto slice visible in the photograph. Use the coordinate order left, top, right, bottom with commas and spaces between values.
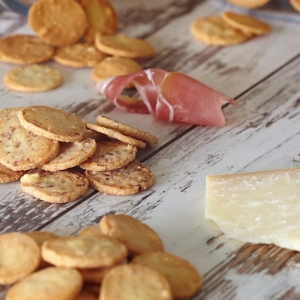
96, 68, 237, 127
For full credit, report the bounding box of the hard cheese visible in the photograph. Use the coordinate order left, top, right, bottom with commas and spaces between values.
205, 168, 300, 251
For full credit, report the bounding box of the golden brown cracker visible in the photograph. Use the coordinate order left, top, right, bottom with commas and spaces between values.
86, 122, 146, 148
78, 0, 119, 42
96, 115, 158, 144
20, 169, 89, 203
221, 11, 271, 35
99, 214, 163, 256
95, 33, 156, 58
79, 140, 137, 172
131, 251, 203, 299
6, 267, 83, 300
4, 64, 63, 92
0, 232, 41, 285
41, 235, 128, 268
54, 43, 107, 67
0, 34, 55, 64
41, 138, 97, 172
100, 264, 172, 300
0, 108, 60, 171
190, 16, 250, 46
28, 0, 88, 46
91, 56, 142, 88
0, 163, 25, 183
18, 106, 86, 142
85, 160, 155, 196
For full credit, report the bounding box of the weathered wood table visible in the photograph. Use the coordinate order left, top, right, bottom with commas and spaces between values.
1, 0, 300, 298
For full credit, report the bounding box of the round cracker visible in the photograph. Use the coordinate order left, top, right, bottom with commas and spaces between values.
28, 0, 88, 46
0, 34, 55, 64
53, 43, 107, 67
78, 0, 119, 42
221, 11, 271, 35
100, 264, 172, 300
91, 56, 142, 88
0, 163, 25, 183
0, 109, 60, 171
86, 123, 146, 148
131, 251, 203, 299
42, 236, 128, 268
79, 140, 137, 172
190, 16, 250, 46
20, 169, 89, 203
0, 232, 41, 285
85, 160, 155, 196
95, 33, 156, 58
96, 115, 158, 144
41, 138, 97, 172
18, 106, 86, 142
4, 64, 63, 92
99, 214, 163, 257
6, 267, 83, 300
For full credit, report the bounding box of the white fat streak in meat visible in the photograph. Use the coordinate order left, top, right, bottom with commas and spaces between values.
133, 80, 154, 115
144, 69, 174, 121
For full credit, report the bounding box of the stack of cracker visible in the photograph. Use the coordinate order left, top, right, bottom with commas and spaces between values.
0, 105, 158, 203
0, 0, 156, 92
190, 11, 271, 46
0, 214, 203, 300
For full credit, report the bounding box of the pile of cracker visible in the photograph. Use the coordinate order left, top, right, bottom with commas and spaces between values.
190, 11, 271, 46
0, 105, 158, 203
0, 214, 203, 300
0, 0, 156, 92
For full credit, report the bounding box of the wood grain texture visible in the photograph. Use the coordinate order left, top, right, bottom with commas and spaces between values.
1, 0, 300, 299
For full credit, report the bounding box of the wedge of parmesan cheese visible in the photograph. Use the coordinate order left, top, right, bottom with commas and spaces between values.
205, 168, 300, 251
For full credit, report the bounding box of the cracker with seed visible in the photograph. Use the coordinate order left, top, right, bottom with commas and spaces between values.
100, 264, 172, 300
54, 43, 107, 68
42, 236, 128, 268
79, 140, 137, 172
221, 11, 271, 35
0, 34, 55, 64
96, 115, 158, 144
99, 214, 163, 257
190, 16, 250, 46
20, 169, 89, 203
95, 33, 156, 58
4, 64, 63, 92
6, 267, 83, 300
41, 138, 97, 172
91, 56, 142, 88
131, 251, 203, 299
86, 160, 155, 195
0, 232, 41, 285
0, 109, 60, 171
18, 106, 86, 142
0, 163, 25, 183
78, 0, 119, 42
86, 123, 146, 148
28, 0, 88, 46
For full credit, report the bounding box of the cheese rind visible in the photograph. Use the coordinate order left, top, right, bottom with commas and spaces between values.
205, 168, 300, 251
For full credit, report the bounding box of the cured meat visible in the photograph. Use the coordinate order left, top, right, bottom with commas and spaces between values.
96, 68, 238, 127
